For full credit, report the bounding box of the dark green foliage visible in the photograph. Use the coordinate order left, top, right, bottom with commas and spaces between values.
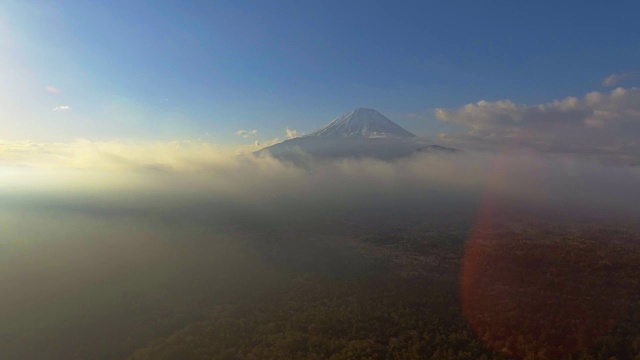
130, 223, 640, 360
130, 276, 503, 360
4, 218, 640, 360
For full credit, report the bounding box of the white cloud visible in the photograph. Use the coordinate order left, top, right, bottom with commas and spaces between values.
235, 129, 258, 138
602, 72, 638, 87
52, 105, 71, 111
434, 87, 640, 163
285, 127, 300, 139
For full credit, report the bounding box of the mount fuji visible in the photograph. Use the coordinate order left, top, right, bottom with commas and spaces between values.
256, 108, 455, 160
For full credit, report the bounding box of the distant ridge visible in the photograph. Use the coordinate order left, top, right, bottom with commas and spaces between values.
415, 145, 458, 153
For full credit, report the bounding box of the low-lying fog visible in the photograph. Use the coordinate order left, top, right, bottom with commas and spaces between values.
1, 140, 639, 358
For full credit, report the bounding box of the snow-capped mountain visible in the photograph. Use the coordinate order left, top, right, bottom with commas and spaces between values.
256, 108, 455, 160
304, 108, 417, 138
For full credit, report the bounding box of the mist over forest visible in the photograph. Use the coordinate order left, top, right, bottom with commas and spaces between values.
2, 146, 640, 359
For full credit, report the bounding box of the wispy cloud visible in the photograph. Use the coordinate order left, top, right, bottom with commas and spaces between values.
52, 105, 71, 111
46, 86, 61, 94
285, 127, 300, 139
602, 72, 638, 87
235, 129, 258, 138
253, 137, 281, 149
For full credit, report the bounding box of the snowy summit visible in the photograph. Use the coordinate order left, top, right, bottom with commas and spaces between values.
305, 108, 416, 138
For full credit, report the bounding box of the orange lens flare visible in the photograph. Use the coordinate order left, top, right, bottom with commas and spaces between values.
460, 140, 636, 358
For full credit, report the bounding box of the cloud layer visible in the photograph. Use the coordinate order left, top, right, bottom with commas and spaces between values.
435, 87, 640, 164
1, 139, 639, 223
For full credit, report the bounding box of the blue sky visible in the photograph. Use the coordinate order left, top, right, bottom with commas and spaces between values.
2, 0, 640, 144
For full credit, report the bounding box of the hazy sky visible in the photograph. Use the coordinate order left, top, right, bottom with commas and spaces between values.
2, 1, 640, 145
